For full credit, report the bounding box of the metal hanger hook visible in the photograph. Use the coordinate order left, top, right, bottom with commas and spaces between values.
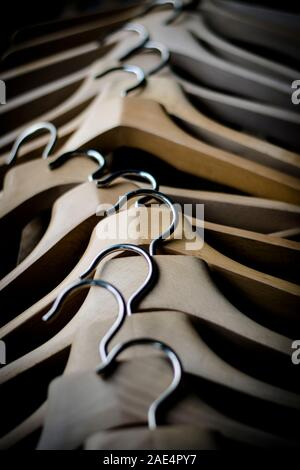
119, 23, 150, 60
95, 64, 146, 96
143, 0, 183, 25
96, 338, 183, 430
142, 40, 170, 75
106, 189, 179, 256
48, 149, 106, 181
97, 169, 159, 207
122, 38, 170, 77
80, 244, 157, 316
42, 278, 126, 361
96, 169, 158, 191
7, 122, 57, 166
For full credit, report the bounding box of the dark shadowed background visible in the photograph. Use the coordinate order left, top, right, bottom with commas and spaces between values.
1, 0, 299, 58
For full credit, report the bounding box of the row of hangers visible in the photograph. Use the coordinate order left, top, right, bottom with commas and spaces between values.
1, 185, 300, 449
1, 2, 300, 151
1, 159, 299, 446
0, 0, 299, 450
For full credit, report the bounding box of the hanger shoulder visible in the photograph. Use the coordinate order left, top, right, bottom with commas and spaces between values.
0, 53, 120, 150
100, 256, 292, 352
0, 30, 147, 148
186, 14, 298, 81
162, 185, 300, 235
10, 2, 146, 45
2, 204, 298, 345
0, 181, 138, 328
59, 95, 300, 203
36, 356, 175, 450
201, 219, 300, 284
0, 157, 98, 217
84, 425, 219, 450
0, 258, 298, 447
2, 8, 141, 69
180, 77, 300, 151
97, 208, 300, 335
201, 0, 299, 61
137, 12, 292, 108
142, 76, 300, 177
36, 313, 300, 449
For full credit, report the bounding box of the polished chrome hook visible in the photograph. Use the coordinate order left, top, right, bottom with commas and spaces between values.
48, 149, 106, 181
143, 0, 183, 25
42, 278, 126, 361
7, 122, 57, 166
141, 40, 170, 75
95, 64, 146, 96
119, 23, 150, 60
106, 189, 179, 256
96, 338, 183, 429
96, 169, 158, 191
80, 244, 157, 316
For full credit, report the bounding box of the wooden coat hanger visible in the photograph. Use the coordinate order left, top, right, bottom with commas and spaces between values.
62, 199, 300, 338
0, 25, 151, 144
84, 425, 219, 450
161, 186, 300, 236
9, 1, 149, 46
1, 42, 115, 101
208, 0, 299, 34
71, 61, 300, 178
80, 313, 299, 445
1, 184, 299, 336
4, 69, 299, 182
2, 65, 299, 203
1, 202, 295, 404
0, 4, 150, 70
47, 82, 300, 203
2, 33, 298, 174
0, 0, 180, 102
1, 252, 297, 448
6, 0, 296, 99
36, 332, 299, 450
0, 0, 157, 99
3, 363, 296, 450
2, 127, 300, 231
0, 168, 157, 301
38, 357, 299, 450
0, 144, 103, 222
84, 416, 299, 450
2, 6, 297, 147
77, 220, 300, 340
199, 220, 300, 284
0, 134, 113, 278
0, 173, 299, 358
270, 227, 300, 241
128, 74, 300, 177
0, 115, 83, 169
2, 91, 299, 221
9, 6, 291, 109
200, 0, 300, 63
32, 312, 299, 449
184, 13, 299, 82
0, 68, 146, 157
130, 10, 293, 109
0, 0, 185, 72
180, 76, 300, 151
